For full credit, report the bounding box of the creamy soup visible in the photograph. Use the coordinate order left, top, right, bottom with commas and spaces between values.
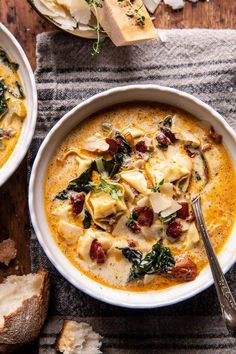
0, 47, 27, 168
44, 103, 236, 291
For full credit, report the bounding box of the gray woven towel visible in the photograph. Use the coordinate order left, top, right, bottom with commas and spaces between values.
30, 29, 236, 354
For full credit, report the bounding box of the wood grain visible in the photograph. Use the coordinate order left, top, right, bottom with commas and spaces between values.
0, 0, 235, 353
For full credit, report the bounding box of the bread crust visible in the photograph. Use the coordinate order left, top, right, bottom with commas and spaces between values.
0, 270, 50, 345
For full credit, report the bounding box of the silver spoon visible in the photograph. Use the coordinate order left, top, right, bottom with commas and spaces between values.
192, 195, 236, 336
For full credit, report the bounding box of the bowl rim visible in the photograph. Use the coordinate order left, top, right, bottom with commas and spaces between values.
0, 23, 37, 186
29, 84, 236, 309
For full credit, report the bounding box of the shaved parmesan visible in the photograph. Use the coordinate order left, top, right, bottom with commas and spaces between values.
150, 193, 172, 213
164, 0, 185, 10
112, 215, 133, 237
122, 126, 145, 138
141, 221, 163, 240
83, 133, 109, 152
160, 200, 182, 218
137, 196, 150, 207
143, 0, 161, 13
143, 274, 157, 285
70, 0, 91, 25
52, 204, 71, 219
175, 131, 200, 148
121, 170, 148, 194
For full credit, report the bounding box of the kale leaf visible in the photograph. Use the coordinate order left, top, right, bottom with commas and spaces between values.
120, 242, 175, 282
55, 165, 95, 200
0, 81, 8, 119
0, 49, 19, 71
83, 210, 92, 229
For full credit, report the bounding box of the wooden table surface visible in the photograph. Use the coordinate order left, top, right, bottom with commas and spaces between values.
0, 0, 235, 353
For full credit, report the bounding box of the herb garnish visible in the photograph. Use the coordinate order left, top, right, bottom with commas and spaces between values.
96, 178, 122, 200
118, 0, 146, 26
152, 179, 164, 192
120, 242, 175, 282
126, 209, 138, 226
85, 0, 106, 56
194, 171, 202, 181
158, 212, 177, 224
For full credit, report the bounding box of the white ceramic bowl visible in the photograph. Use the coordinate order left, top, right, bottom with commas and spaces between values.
29, 85, 236, 309
0, 23, 37, 186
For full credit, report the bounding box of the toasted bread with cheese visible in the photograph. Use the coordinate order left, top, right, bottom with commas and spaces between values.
93, 0, 157, 46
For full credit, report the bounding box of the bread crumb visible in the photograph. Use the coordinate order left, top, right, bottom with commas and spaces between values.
0, 238, 17, 266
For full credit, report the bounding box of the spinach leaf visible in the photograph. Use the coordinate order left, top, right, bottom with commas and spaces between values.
0, 49, 19, 71
83, 210, 92, 229
0, 82, 8, 119
120, 242, 175, 282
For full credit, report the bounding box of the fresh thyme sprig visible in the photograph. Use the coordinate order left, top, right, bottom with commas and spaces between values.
85, 0, 106, 56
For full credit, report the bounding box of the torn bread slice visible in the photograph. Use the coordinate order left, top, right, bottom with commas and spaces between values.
56, 320, 102, 354
0, 270, 49, 345
92, 0, 157, 46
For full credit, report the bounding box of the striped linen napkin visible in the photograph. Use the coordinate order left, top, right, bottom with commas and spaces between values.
29, 29, 236, 353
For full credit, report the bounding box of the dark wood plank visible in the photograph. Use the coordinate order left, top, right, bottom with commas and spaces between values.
0, 0, 235, 352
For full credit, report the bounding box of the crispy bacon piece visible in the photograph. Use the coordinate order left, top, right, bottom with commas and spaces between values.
166, 221, 183, 239
135, 140, 148, 153
161, 128, 176, 143
184, 146, 196, 158
135, 207, 154, 227
89, 239, 106, 264
169, 255, 198, 281
177, 202, 189, 220
70, 192, 85, 215
128, 240, 136, 248
157, 128, 176, 147
128, 221, 141, 233
105, 138, 120, 155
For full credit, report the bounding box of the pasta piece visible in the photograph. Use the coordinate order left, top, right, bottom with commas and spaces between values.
121, 170, 148, 194
184, 223, 200, 250
58, 220, 83, 245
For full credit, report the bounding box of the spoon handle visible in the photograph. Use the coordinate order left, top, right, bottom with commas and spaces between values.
192, 195, 236, 336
